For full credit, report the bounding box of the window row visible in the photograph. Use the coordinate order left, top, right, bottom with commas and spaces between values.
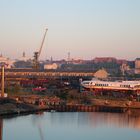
95, 83, 109, 87
120, 85, 130, 88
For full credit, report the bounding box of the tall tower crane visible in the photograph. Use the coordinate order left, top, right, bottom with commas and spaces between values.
33, 28, 48, 69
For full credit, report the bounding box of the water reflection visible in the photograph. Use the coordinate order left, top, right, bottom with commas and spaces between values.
87, 112, 140, 129
1, 110, 140, 140
48, 110, 140, 130
32, 112, 45, 140
0, 119, 2, 140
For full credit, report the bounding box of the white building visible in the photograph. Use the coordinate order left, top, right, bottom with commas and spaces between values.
18, 52, 29, 62
120, 63, 130, 75
44, 63, 58, 70
0, 54, 14, 68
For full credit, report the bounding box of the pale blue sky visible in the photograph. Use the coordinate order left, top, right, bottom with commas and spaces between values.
0, 0, 140, 60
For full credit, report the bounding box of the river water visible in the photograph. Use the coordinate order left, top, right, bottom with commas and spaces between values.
1, 112, 140, 140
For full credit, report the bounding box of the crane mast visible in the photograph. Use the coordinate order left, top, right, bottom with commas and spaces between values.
33, 28, 48, 69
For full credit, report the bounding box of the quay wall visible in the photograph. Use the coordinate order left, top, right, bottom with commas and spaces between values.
48, 105, 127, 113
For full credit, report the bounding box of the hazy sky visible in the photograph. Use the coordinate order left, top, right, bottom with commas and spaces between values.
0, 0, 140, 60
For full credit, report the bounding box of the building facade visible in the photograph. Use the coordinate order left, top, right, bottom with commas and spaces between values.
135, 58, 140, 74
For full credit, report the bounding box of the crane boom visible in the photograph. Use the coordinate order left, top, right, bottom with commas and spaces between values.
38, 28, 48, 57
33, 28, 48, 69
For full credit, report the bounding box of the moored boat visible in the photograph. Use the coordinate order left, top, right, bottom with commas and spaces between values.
81, 78, 140, 92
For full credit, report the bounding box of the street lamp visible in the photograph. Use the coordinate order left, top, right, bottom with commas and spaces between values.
0, 63, 7, 97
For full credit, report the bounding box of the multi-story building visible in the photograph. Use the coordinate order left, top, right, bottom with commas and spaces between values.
94, 57, 117, 63
135, 58, 140, 74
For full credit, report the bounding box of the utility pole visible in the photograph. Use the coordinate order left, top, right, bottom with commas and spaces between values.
1, 65, 4, 97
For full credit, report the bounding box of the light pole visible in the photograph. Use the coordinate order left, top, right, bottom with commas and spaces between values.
0, 64, 5, 97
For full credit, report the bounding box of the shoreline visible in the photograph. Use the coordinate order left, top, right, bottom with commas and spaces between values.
1, 99, 140, 118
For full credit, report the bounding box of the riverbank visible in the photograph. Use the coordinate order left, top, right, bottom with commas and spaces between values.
1, 97, 140, 117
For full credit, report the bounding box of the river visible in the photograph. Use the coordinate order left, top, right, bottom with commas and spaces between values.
1, 111, 140, 140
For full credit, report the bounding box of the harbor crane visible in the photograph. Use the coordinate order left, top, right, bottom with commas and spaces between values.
33, 28, 48, 69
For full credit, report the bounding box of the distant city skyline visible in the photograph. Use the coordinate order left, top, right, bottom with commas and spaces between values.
0, 0, 140, 60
